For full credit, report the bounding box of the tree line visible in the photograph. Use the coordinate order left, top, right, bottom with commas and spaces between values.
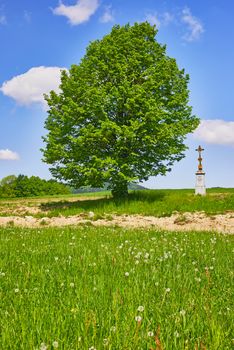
0, 175, 70, 198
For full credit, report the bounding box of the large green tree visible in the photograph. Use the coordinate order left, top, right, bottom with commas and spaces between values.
42, 22, 199, 198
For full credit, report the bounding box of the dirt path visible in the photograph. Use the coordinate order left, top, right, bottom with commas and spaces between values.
0, 212, 234, 234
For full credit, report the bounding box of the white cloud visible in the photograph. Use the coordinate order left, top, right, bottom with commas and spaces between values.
53, 0, 99, 25
145, 13, 161, 28
181, 7, 204, 42
194, 119, 234, 146
145, 11, 174, 29
100, 5, 114, 23
0, 66, 66, 106
161, 12, 174, 26
0, 149, 19, 160
0, 14, 7, 25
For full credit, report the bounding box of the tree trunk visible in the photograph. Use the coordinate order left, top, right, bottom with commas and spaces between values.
111, 181, 128, 199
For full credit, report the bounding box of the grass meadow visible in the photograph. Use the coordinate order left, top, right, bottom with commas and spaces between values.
1, 225, 233, 349
40, 188, 234, 219
0, 188, 233, 218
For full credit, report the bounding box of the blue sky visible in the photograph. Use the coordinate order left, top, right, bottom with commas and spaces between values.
0, 0, 233, 189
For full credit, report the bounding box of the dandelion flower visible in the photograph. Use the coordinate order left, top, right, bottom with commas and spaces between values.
40, 343, 47, 350
137, 305, 144, 312
103, 338, 109, 346
135, 315, 142, 322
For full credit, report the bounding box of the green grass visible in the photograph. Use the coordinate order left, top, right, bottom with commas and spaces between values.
37, 188, 234, 218
0, 188, 233, 218
1, 226, 233, 349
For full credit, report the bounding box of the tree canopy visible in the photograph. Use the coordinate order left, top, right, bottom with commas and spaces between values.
42, 22, 199, 198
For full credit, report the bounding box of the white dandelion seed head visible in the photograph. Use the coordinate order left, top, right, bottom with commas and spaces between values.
137, 305, 144, 312
110, 326, 116, 332
148, 331, 154, 337
52, 341, 59, 348
180, 309, 186, 316
40, 343, 48, 350
125, 272, 129, 277
14, 288, 20, 293
70, 282, 75, 287
103, 338, 109, 346
135, 315, 142, 322
165, 288, 171, 293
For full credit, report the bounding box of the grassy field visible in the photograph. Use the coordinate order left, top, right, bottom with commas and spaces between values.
1, 226, 233, 349
0, 188, 234, 218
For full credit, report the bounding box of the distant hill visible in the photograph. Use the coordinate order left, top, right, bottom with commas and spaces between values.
72, 183, 147, 194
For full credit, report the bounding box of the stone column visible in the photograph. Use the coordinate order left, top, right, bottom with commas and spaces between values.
195, 171, 206, 195
195, 145, 206, 196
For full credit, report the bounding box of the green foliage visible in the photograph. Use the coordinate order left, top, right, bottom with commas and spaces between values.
0, 174, 17, 186
0, 174, 70, 198
1, 226, 233, 349
42, 22, 199, 198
